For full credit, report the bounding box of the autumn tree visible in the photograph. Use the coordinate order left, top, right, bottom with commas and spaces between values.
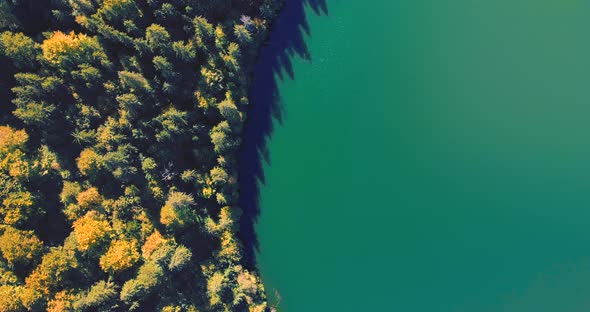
99, 239, 140, 273
72, 211, 112, 252
0, 227, 43, 269
160, 191, 196, 231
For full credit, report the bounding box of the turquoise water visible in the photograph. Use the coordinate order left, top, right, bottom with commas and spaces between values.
250, 1, 590, 311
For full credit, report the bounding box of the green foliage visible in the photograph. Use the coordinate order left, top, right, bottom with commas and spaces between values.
155, 107, 189, 143
74, 280, 118, 310
25, 246, 78, 296
168, 245, 192, 271
233, 24, 252, 44
0, 0, 278, 310
145, 24, 171, 53
119, 70, 153, 95
120, 261, 164, 304
211, 121, 238, 154
0, 31, 39, 68
160, 191, 196, 231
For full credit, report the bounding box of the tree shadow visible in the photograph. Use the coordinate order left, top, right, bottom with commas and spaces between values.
238, 0, 329, 268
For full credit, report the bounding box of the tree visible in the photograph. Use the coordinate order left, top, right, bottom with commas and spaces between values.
218, 97, 242, 126
60, 181, 81, 206
25, 246, 78, 296
10, 73, 60, 126
141, 231, 167, 258
76, 187, 102, 210
0, 31, 39, 68
46, 290, 77, 312
14, 102, 56, 127
0, 285, 25, 312
77, 148, 103, 177
155, 107, 188, 143
120, 261, 163, 304
119, 70, 153, 95
0, 126, 28, 155
172, 41, 196, 63
193, 16, 214, 49
145, 24, 170, 53
1, 190, 37, 226
233, 24, 252, 45
99, 239, 140, 273
206, 271, 227, 307
168, 245, 192, 271
72, 211, 112, 252
209, 166, 228, 186
0, 227, 43, 268
210, 121, 238, 154
97, 0, 140, 23
160, 191, 196, 231
41, 31, 92, 65
74, 280, 118, 311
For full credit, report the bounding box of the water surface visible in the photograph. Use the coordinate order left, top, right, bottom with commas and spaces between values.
247, 1, 590, 311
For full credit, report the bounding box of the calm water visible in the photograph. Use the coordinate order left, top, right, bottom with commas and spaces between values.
250, 1, 590, 311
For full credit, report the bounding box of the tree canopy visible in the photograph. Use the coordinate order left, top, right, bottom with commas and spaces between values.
0, 0, 280, 310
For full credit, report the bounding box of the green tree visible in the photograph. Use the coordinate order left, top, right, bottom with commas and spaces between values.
168, 245, 192, 271
233, 24, 252, 45
210, 121, 238, 154
74, 280, 118, 311
160, 191, 196, 231
120, 261, 163, 304
145, 24, 171, 53
0, 31, 40, 68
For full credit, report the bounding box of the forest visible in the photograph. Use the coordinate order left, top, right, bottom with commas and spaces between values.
0, 0, 281, 311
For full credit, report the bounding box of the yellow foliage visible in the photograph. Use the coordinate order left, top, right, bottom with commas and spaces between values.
141, 231, 167, 258
76, 148, 103, 176
195, 90, 210, 110
1, 191, 34, 225
19, 287, 43, 310
0, 126, 28, 154
73, 211, 112, 251
218, 206, 233, 230
7, 154, 30, 179
41, 31, 89, 64
202, 186, 214, 198
76, 187, 102, 209
25, 247, 78, 297
160, 192, 195, 229
0, 285, 24, 312
100, 239, 140, 272
206, 271, 225, 306
46, 291, 76, 312
0, 227, 43, 266
218, 230, 240, 263
237, 269, 266, 309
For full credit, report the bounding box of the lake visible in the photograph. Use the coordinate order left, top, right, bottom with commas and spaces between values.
243, 0, 590, 311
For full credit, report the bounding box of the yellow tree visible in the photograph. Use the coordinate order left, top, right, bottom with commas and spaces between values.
25, 246, 78, 297
141, 231, 167, 259
99, 239, 140, 273
72, 211, 112, 252
76, 187, 102, 209
0, 227, 43, 267
77, 148, 104, 177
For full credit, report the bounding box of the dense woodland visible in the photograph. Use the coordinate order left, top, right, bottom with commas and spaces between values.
0, 0, 281, 311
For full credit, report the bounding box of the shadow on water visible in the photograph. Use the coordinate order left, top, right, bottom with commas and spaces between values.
238, 0, 328, 269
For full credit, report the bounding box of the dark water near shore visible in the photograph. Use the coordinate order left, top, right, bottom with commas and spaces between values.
244, 1, 590, 311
